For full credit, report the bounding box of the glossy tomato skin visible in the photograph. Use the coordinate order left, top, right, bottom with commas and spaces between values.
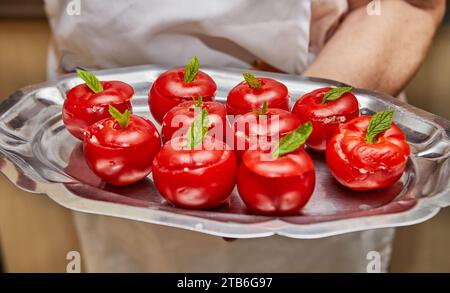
152, 136, 237, 210
237, 149, 315, 216
326, 116, 410, 190
226, 77, 290, 116
161, 101, 228, 143
232, 108, 301, 158
292, 87, 359, 152
63, 81, 133, 140
83, 115, 161, 186
149, 68, 217, 124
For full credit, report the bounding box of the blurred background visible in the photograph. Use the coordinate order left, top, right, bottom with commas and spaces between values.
0, 0, 449, 272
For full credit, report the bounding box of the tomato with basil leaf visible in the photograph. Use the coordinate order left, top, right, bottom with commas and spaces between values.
292, 86, 359, 152
63, 69, 133, 140
326, 110, 410, 190
149, 56, 217, 124
83, 105, 161, 186
232, 102, 301, 158
153, 108, 237, 210
161, 96, 228, 144
226, 73, 290, 116
237, 121, 315, 216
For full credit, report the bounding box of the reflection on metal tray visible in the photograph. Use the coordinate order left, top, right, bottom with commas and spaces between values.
0, 65, 449, 239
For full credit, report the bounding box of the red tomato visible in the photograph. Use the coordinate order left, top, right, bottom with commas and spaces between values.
232, 108, 301, 158
152, 136, 237, 210
326, 116, 410, 190
63, 81, 133, 140
226, 77, 290, 115
148, 69, 217, 124
161, 100, 227, 144
237, 148, 315, 216
292, 87, 359, 152
83, 115, 161, 186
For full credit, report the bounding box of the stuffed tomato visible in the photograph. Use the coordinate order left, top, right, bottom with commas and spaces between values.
326, 110, 410, 190
83, 105, 161, 186
148, 56, 217, 124
226, 73, 289, 116
292, 86, 359, 152
161, 96, 227, 144
63, 69, 133, 140
237, 121, 315, 216
153, 108, 237, 210
232, 102, 301, 158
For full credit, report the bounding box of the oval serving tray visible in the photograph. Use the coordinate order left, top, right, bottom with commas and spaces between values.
0, 64, 449, 239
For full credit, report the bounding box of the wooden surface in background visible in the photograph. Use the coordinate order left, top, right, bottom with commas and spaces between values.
0, 0, 46, 18
0, 18, 449, 272
405, 26, 450, 120
0, 19, 81, 273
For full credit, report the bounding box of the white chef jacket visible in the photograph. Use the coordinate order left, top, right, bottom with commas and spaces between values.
45, 0, 395, 272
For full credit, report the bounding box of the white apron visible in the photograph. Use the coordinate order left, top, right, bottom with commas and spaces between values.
45, 0, 395, 272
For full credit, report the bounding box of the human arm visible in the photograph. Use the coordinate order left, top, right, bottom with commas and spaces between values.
304, 0, 446, 96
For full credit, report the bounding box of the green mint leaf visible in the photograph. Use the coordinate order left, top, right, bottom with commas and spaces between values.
272, 121, 313, 159
243, 72, 262, 89
187, 108, 209, 149
252, 101, 268, 116
321, 86, 352, 104
366, 110, 395, 144
184, 56, 199, 83
76, 69, 103, 93
108, 105, 131, 129
261, 101, 268, 115
193, 96, 203, 107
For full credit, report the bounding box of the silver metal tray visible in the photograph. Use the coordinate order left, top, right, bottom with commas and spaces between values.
1, 65, 449, 239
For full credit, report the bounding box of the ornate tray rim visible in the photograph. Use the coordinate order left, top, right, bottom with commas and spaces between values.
0, 64, 449, 239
